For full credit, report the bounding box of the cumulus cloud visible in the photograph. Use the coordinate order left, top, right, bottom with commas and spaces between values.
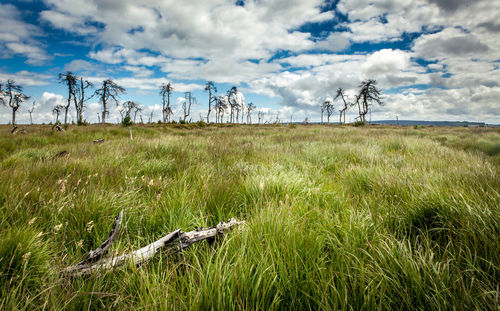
1, 0, 500, 123
42, 0, 329, 61
413, 28, 490, 60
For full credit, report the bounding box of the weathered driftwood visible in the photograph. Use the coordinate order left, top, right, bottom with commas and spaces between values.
62, 213, 243, 276
11, 126, 18, 134
84, 210, 123, 264
93, 138, 105, 144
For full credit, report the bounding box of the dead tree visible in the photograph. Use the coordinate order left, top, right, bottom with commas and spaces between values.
93, 80, 125, 123
58, 72, 78, 124
356, 80, 382, 123
28, 101, 36, 124
160, 82, 173, 123
334, 88, 350, 125
227, 87, 238, 123
74, 77, 93, 124
120, 101, 139, 121
149, 107, 154, 123
258, 110, 264, 124
62, 210, 244, 276
205, 81, 217, 123
322, 100, 334, 124
246, 102, 255, 124
183, 92, 195, 122
1, 80, 30, 125
215, 95, 228, 124
133, 104, 143, 123
53, 105, 64, 124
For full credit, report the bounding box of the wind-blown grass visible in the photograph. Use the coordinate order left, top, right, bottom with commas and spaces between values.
0, 124, 498, 310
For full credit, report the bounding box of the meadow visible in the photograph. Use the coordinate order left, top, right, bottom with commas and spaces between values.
0, 124, 499, 310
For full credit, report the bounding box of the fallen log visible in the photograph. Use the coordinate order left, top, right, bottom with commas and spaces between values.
52, 124, 65, 132
93, 138, 105, 144
62, 212, 243, 276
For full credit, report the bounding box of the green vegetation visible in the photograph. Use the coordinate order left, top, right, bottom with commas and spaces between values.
0, 124, 499, 310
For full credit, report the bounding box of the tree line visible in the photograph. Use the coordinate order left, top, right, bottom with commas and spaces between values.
1, 73, 382, 126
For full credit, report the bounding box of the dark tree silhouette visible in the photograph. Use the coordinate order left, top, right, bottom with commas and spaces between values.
334, 88, 350, 125
1, 80, 30, 125
246, 102, 255, 124
160, 82, 173, 123
204, 81, 217, 123
356, 80, 382, 122
58, 72, 78, 124
53, 105, 64, 124
93, 79, 125, 123
74, 77, 93, 124
321, 100, 334, 124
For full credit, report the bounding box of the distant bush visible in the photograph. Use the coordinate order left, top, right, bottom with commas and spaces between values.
77, 119, 89, 126
352, 121, 366, 127
121, 116, 133, 127
179, 120, 186, 124
289, 123, 297, 129
196, 121, 207, 127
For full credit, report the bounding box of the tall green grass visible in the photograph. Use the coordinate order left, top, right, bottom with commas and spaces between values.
0, 124, 498, 310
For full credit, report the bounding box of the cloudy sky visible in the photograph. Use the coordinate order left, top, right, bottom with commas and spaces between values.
1, 0, 499, 124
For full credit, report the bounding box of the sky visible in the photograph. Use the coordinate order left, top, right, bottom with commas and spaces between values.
0, 0, 499, 124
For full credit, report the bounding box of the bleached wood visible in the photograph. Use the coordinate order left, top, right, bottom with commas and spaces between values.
63, 218, 244, 276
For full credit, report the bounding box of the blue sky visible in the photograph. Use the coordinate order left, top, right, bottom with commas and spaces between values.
1, 0, 499, 124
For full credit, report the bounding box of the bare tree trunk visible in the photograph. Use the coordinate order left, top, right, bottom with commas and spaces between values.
102, 87, 107, 124
12, 108, 16, 125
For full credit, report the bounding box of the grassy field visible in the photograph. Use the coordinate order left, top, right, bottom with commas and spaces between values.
0, 124, 499, 310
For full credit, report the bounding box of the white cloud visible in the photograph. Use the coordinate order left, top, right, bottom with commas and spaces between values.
0, 70, 52, 86
0, 4, 50, 64
413, 27, 490, 60
0, 91, 66, 124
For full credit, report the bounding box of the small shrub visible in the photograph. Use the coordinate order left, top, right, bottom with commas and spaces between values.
121, 116, 133, 127
352, 120, 366, 127
179, 120, 186, 124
